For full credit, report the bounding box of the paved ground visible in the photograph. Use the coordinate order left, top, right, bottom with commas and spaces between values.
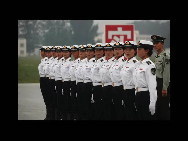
18, 83, 46, 120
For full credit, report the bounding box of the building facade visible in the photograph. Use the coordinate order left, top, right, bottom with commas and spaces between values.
18, 38, 27, 57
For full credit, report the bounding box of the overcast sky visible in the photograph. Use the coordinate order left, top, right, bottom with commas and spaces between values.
93, 20, 170, 33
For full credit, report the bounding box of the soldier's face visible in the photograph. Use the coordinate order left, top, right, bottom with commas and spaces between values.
71, 51, 79, 59
137, 48, 148, 59
79, 51, 86, 59
95, 50, 104, 59
86, 50, 95, 59
52, 51, 57, 57
153, 42, 164, 52
114, 48, 124, 57
46, 51, 52, 58
57, 52, 62, 58
63, 51, 71, 59
124, 48, 136, 59
105, 49, 114, 58
40, 51, 45, 58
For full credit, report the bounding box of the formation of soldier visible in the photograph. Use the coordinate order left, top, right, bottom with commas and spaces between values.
38, 35, 170, 120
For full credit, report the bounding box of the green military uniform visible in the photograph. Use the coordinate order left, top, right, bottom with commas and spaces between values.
151, 35, 170, 120
155, 50, 170, 90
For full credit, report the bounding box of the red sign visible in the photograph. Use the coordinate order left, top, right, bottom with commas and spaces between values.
105, 25, 134, 43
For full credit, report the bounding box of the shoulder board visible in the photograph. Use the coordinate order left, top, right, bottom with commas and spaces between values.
133, 60, 137, 63
101, 59, 104, 62
122, 59, 125, 62
93, 60, 96, 62
146, 61, 151, 65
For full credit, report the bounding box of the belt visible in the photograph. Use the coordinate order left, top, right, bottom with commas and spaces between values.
55, 77, 62, 81
136, 87, 149, 92
40, 74, 45, 77
113, 82, 123, 87
103, 82, 112, 87
49, 77, 55, 79
93, 82, 102, 86
77, 79, 83, 83
63, 78, 71, 81
84, 80, 92, 83
124, 85, 135, 90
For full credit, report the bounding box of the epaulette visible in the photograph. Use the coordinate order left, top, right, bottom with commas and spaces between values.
93, 60, 96, 62
45, 59, 47, 61
146, 61, 151, 65
133, 60, 137, 63
100, 59, 104, 62
122, 59, 125, 62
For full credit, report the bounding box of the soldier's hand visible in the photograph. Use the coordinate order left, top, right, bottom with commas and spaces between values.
162, 90, 167, 97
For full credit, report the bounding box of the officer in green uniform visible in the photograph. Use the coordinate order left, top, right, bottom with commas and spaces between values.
151, 35, 170, 120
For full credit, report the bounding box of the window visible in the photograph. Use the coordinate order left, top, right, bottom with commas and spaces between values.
20, 43, 24, 47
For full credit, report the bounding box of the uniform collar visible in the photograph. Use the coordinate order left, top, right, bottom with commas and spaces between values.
64, 57, 71, 61
127, 56, 136, 63
140, 57, 150, 64
105, 56, 114, 62
156, 50, 165, 57
87, 57, 95, 62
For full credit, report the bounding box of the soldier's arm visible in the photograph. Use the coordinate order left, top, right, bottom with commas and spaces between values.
162, 54, 170, 91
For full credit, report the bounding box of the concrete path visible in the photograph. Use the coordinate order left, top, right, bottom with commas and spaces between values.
18, 83, 46, 120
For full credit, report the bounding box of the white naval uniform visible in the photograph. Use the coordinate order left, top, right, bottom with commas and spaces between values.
54, 57, 64, 81
120, 57, 138, 90
38, 57, 48, 77
49, 57, 58, 80
43, 57, 54, 78
133, 57, 157, 115
109, 56, 125, 87
91, 57, 105, 86
69, 58, 80, 82
99, 57, 115, 86
75, 58, 87, 84
61, 57, 72, 82
82, 57, 95, 83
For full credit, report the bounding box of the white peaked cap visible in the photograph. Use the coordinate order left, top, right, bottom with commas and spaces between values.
139, 40, 153, 45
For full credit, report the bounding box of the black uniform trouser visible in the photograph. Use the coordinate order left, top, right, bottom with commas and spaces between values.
102, 85, 113, 120
122, 88, 137, 120
48, 79, 56, 120
155, 78, 170, 120
112, 85, 124, 120
55, 80, 64, 119
135, 91, 150, 120
40, 77, 48, 107
70, 81, 78, 117
77, 82, 84, 120
91, 85, 103, 120
82, 82, 93, 120
62, 81, 71, 117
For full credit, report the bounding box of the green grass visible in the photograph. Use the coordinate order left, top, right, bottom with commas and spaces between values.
18, 56, 41, 83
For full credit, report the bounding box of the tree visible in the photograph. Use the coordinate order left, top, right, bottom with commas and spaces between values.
70, 20, 98, 45
18, 20, 40, 53
42, 20, 72, 46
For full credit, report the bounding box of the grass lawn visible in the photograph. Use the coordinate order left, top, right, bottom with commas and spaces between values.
18, 56, 41, 83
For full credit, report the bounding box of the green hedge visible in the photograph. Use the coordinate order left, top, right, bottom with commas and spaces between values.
18, 56, 41, 83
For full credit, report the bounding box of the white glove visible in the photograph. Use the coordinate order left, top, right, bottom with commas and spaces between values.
149, 102, 155, 115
